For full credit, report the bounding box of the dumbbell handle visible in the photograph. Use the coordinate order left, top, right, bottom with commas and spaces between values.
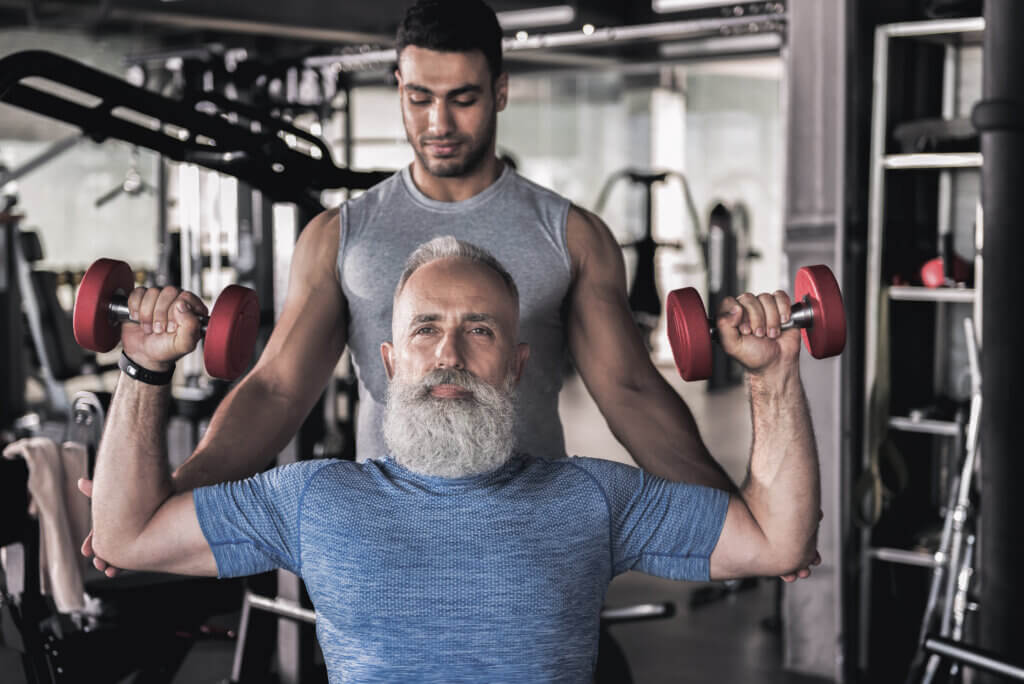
707, 295, 814, 339
108, 294, 210, 334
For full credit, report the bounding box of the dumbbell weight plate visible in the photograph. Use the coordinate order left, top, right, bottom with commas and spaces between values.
204, 284, 259, 380
73, 258, 134, 353
794, 265, 846, 359
665, 287, 714, 382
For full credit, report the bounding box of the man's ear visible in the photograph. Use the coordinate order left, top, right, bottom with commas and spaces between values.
381, 342, 396, 380
511, 342, 529, 384
494, 72, 509, 112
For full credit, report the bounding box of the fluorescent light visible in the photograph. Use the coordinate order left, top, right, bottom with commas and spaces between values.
497, 5, 575, 29
658, 32, 782, 58
653, 0, 730, 13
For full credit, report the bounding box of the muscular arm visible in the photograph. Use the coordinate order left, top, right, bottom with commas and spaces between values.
566, 206, 733, 490
91, 378, 216, 575
709, 332, 820, 579
172, 209, 348, 491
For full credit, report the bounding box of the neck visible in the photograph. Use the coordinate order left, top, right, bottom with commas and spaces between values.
409, 154, 505, 202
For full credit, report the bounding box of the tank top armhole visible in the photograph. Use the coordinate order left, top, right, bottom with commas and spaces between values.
557, 200, 573, 276
335, 203, 349, 289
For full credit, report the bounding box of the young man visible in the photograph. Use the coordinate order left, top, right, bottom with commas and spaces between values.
83, 0, 818, 581
92, 237, 820, 682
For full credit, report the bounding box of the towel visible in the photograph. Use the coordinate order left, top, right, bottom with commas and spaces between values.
3, 437, 91, 613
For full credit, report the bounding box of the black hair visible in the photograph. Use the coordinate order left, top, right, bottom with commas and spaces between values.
396, 0, 504, 80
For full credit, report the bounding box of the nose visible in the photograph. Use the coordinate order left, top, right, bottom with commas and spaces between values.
428, 100, 454, 137
434, 331, 464, 370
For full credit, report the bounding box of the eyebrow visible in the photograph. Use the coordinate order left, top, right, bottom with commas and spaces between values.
405, 84, 483, 98
409, 312, 498, 326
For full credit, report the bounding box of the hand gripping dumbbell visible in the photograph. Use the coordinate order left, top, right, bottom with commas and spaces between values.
665, 265, 847, 382
73, 258, 259, 380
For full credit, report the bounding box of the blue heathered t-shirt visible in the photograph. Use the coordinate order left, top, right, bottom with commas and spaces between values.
193, 454, 729, 683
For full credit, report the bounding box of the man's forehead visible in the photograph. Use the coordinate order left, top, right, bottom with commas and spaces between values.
395, 259, 516, 321
398, 46, 490, 85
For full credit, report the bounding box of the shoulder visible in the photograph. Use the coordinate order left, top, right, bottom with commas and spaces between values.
507, 170, 572, 206
530, 455, 643, 493
564, 455, 642, 481
254, 458, 346, 492
296, 208, 340, 253
565, 204, 624, 281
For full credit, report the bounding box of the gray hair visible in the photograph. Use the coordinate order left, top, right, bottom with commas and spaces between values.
394, 236, 519, 306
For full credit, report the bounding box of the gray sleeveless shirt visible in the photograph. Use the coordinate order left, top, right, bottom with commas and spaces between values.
337, 165, 572, 462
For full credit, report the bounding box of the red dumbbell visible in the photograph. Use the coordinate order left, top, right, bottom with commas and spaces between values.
73, 258, 259, 380
665, 264, 847, 382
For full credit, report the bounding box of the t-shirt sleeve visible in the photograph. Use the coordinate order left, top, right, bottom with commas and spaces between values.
193, 460, 333, 578
569, 457, 729, 582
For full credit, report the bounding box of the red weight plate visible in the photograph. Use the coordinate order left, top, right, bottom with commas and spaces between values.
204, 285, 259, 379
73, 258, 134, 352
665, 287, 714, 382
794, 265, 847, 359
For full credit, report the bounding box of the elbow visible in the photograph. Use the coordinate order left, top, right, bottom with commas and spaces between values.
771, 533, 818, 576
90, 529, 137, 571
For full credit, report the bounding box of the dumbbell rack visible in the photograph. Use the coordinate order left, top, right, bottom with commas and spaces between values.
858, 16, 985, 679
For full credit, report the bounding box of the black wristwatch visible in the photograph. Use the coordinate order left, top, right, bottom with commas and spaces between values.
118, 351, 175, 386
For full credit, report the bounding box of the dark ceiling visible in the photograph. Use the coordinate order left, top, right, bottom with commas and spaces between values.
0, 0, 787, 70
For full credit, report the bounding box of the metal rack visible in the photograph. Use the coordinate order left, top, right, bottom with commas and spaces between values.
858, 16, 984, 677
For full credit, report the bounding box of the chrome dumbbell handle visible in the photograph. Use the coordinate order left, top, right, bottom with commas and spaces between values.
107, 294, 211, 332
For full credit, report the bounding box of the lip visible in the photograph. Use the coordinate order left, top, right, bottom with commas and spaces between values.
429, 384, 473, 399
425, 141, 460, 156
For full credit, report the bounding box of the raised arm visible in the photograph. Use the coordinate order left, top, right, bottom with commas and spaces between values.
172, 208, 348, 490
91, 289, 216, 575
708, 294, 820, 579
565, 205, 733, 490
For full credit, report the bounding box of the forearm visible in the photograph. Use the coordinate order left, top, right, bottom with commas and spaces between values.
92, 374, 174, 564
603, 374, 734, 490
172, 370, 320, 491
740, 366, 820, 570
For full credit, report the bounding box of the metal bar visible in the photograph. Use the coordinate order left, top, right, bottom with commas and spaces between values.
881, 17, 985, 40
229, 591, 253, 683
887, 416, 962, 437
924, 636, 1024, 681
859, 22, 891, 672
869, 547, 943, 569
305, 15, 784, 70
600, 603, 674, 623
247, 594, 316, 624
882, 153, 982, 169
0, 134, 82, 186
888, 286, 975, 303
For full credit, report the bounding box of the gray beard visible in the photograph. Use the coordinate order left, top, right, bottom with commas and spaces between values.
382, 368, 517, 479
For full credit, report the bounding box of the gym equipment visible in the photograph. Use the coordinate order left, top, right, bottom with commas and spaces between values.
0, 50, 391, 216
665, 264, 846, 381
72, 258, 259, 380
906, 318, 982, 684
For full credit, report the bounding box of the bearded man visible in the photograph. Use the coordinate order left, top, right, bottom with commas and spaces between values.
91, 236, 820, 683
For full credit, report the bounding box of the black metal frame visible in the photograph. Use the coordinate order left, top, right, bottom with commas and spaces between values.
0, 50, 391, 215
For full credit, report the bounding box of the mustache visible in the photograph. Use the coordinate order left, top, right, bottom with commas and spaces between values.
416, 367, 486, 397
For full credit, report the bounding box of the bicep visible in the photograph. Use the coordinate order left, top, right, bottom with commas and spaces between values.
708, 496, 773, 580
130, 492, 218, 576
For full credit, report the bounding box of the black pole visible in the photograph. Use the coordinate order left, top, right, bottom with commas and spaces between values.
972, 1, 1024, 679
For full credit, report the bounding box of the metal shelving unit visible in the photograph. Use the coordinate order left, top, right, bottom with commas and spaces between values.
858, 16, 984, 676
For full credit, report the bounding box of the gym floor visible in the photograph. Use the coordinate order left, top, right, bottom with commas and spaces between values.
1, 363, 828, 683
